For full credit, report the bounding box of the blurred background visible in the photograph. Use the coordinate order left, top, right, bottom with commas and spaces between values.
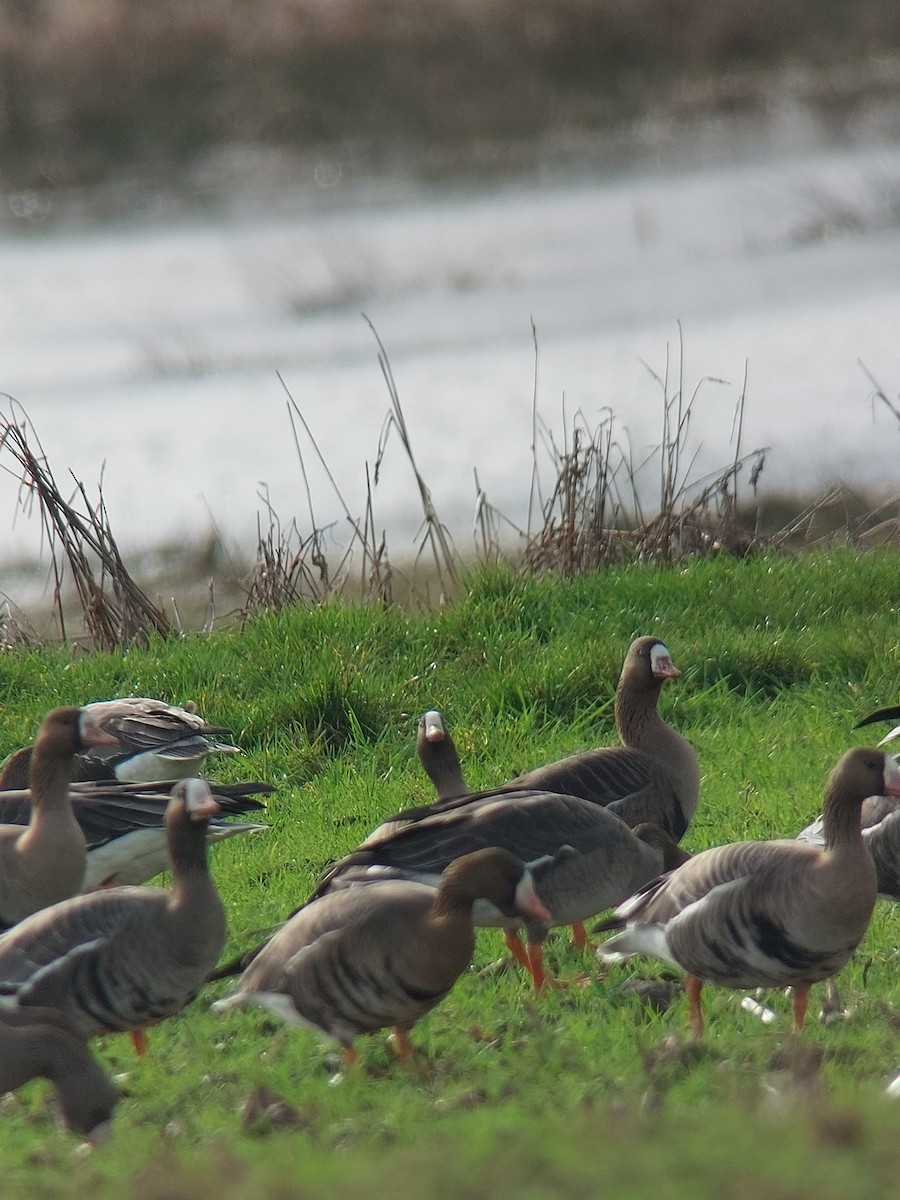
1, 0, 899, 607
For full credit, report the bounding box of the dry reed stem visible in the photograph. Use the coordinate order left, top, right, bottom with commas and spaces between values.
0, 408, 171, 649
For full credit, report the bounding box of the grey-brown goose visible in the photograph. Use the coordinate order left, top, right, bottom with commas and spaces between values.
508, 637, 699, 841
212, 847, 551, 1066
310, 789, 688, 992
0, 707, 130, 929
417, 710, 468, 801
0, 779, 270, 892
597, 748, 900, 1036
796, 706, 900, 899
413, 705, 691, 959
0, 1006, 118, 1143
0, 696, 239, 787
0, 778, 227, 1052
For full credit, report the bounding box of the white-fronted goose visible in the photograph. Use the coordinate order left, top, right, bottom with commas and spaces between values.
0, 779, 227, 1051
0, 697, 239, 787
0, 707, 128, 929
312, 789, 688, 992
212, 847, 550, 1066
508, 637, 699, 840
0, 1006, 118, 1143
597, 748, 900, 1036
0, 779, 270, 892
417, 710, 469, 800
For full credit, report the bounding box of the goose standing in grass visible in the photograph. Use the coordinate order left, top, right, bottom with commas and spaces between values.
0, 779, 227, 1052
0, 697, 239, 787
0, 778, 270, 892
0, 706, 129, 929
597, 748, 899, 1036
212, 847, 551, 1066
311, 790, 688, 992
509, 637, 700, 840
0, 1006, 118, 1143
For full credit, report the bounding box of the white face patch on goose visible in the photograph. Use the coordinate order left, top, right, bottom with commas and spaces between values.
649, 643, 680, 679
514, 870, 552, 924
422, 712, 446, 742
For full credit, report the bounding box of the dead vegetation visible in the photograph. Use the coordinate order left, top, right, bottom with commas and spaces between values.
0, 340, 897, 647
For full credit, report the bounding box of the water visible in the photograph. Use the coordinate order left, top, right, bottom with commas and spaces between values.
1, 108, 899, 587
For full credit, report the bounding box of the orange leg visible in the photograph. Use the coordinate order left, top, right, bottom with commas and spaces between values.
525, 941, 549, 993
503, 928, 533, 972
570, 921, 592, 952
791, 986, 810, 1033
685, 974, 704, 1038
130, 1028, 149, 1056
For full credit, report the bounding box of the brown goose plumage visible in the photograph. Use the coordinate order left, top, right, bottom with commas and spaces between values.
509, 637, 699, 840
212, 847, 550, 1066
0, 707, 128, 928
0, 779, 227, 1047
598, 748, 899, 1036
0, 697, 238, 787
0, 1006, 118, 1142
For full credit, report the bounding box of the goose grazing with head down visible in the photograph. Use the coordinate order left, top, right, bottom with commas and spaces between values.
0, 696, 239, 787
0, 1006, 118, 1143
509, 637, 700, 841
309, 789, 688, 993
0, 778, 227, 1052
212, 847, 551, 1066
597, 748, 899, 1036
0, 706, 129, 929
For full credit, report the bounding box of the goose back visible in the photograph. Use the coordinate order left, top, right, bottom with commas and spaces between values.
315, 789, 680, 937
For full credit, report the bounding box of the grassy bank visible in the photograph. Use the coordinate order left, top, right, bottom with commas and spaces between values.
3, 550, 900, 1196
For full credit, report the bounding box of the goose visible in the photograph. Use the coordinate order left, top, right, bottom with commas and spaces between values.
0, 706, 129, 928
0, 1006, 118, 1143
413, 705, 692, 965
596, 748, 900, 1036
0, 778, 270, 891
0, 778, 228, 1052
508, 637, 699, 840
796, 705, 900, 899
0, 697, 239, 787
417, 710, 468, 800
310, 789, 688, 992
212, 847, 551, 1066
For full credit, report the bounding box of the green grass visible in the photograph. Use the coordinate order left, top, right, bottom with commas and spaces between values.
3, 549, 900, 1197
